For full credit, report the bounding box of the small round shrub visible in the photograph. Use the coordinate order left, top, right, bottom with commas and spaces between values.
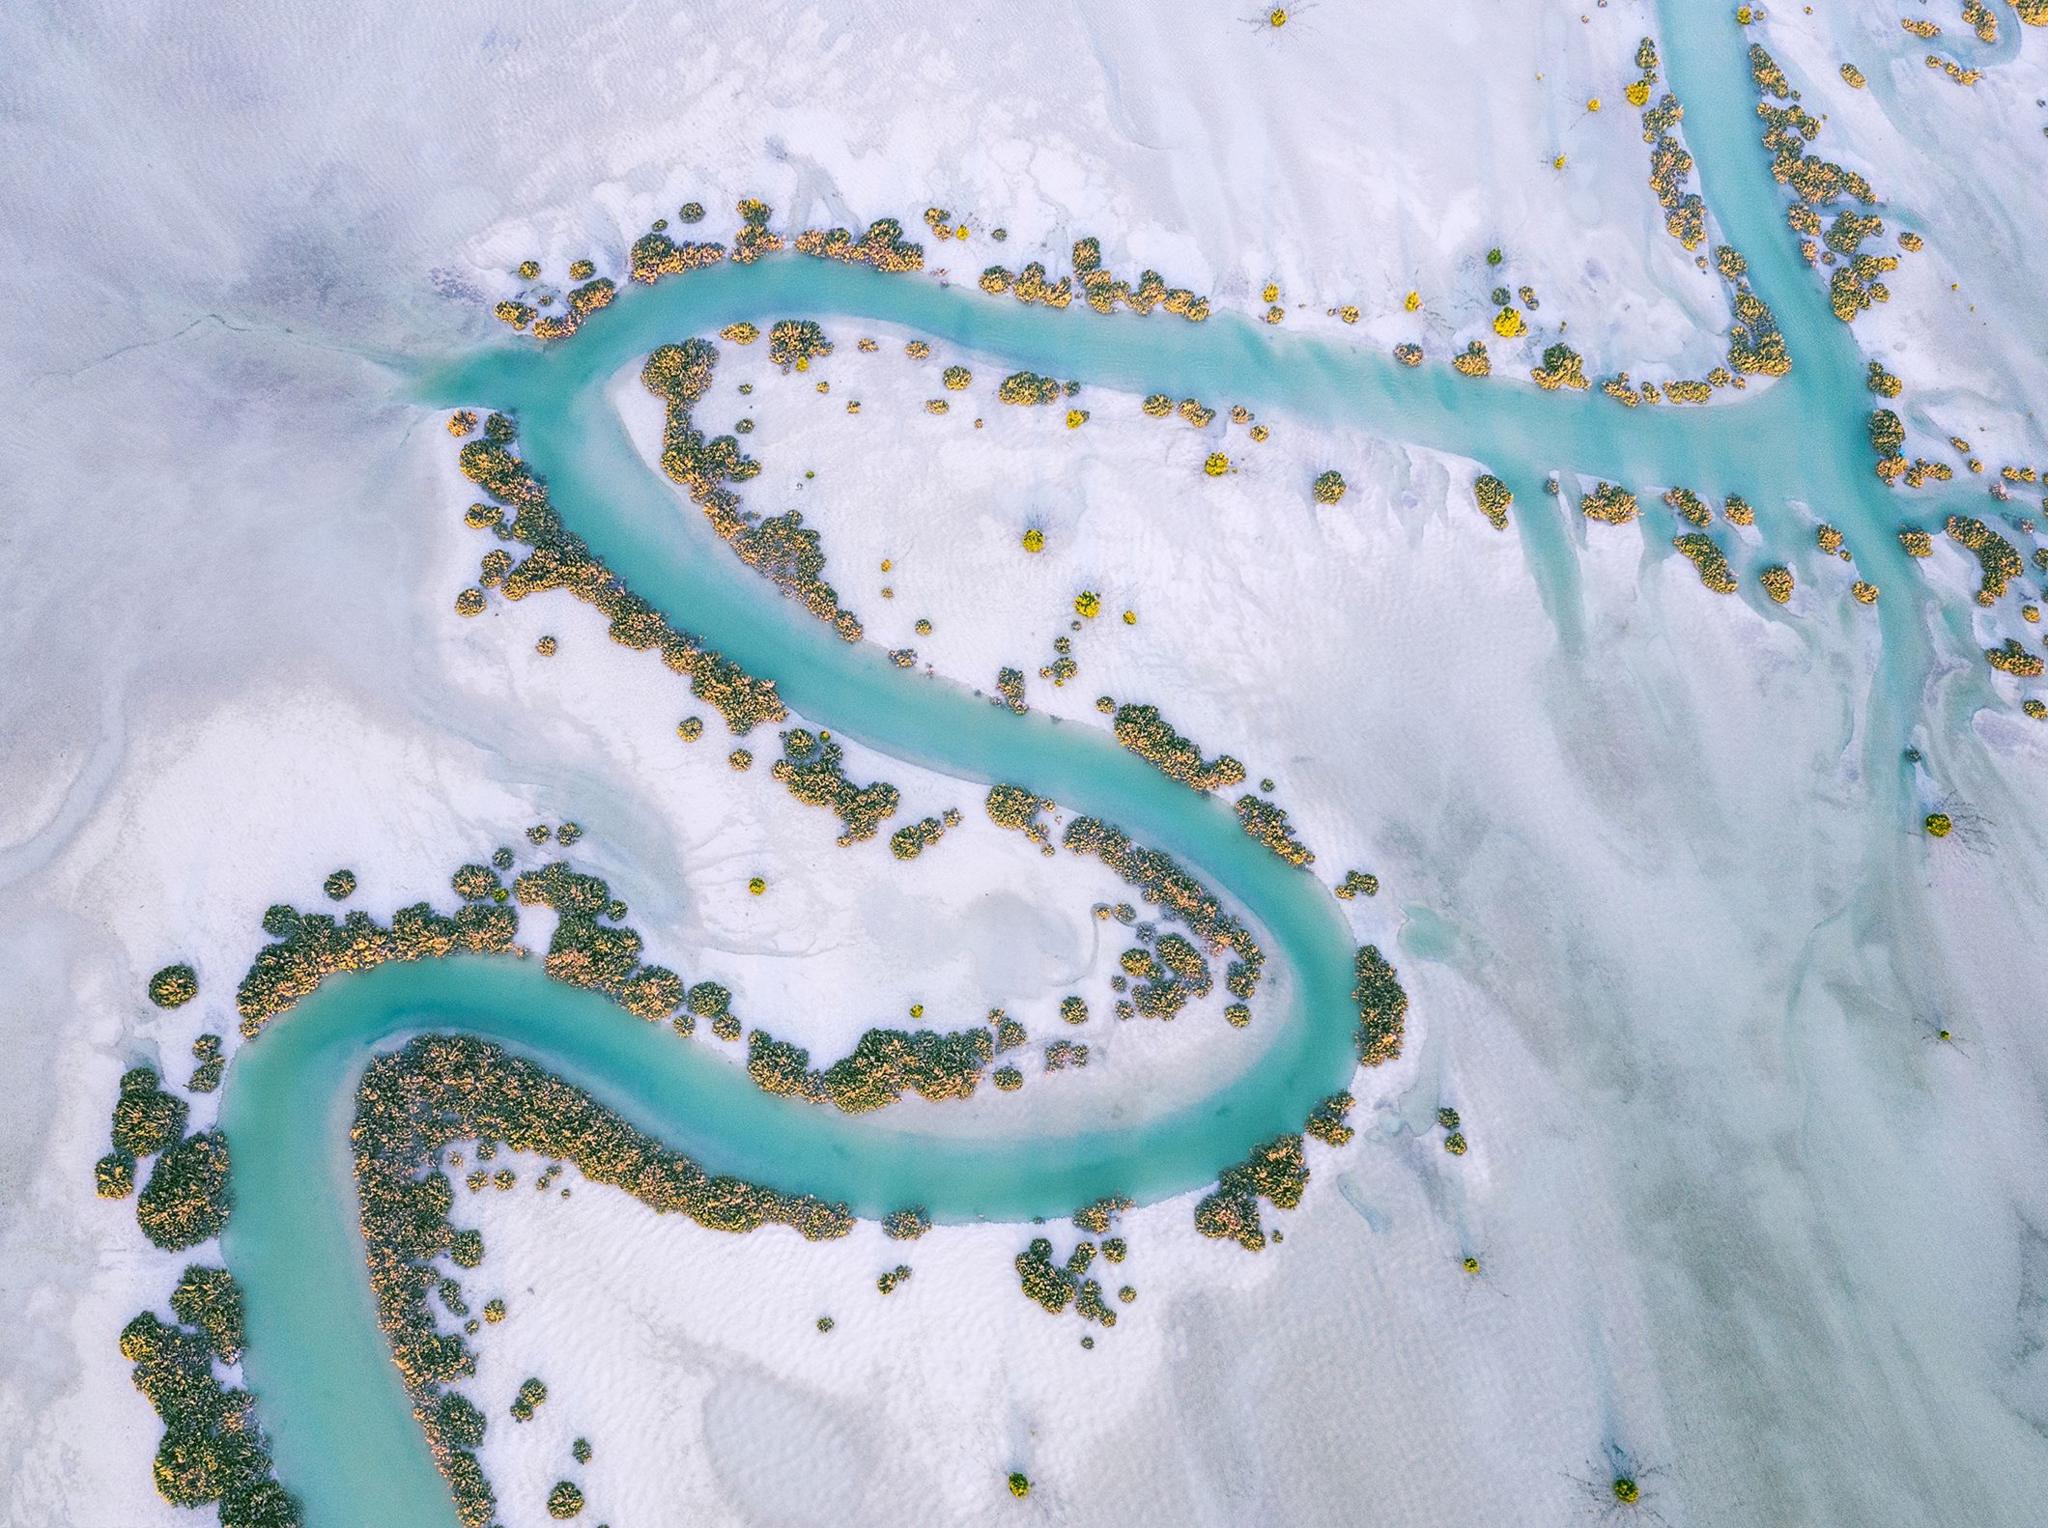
147, 965, 198, 1009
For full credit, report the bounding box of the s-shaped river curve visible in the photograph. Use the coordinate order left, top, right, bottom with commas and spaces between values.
214, 8, 1992, 1522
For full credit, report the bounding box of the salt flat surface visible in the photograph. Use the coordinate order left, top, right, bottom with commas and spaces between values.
5, 3, 2048, 1526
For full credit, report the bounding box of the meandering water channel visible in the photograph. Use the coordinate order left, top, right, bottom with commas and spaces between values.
207, 8, 1999, 1521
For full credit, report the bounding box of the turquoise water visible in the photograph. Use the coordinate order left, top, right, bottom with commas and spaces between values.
213, 8, 1991, 1523
220, 949, 1361, 1524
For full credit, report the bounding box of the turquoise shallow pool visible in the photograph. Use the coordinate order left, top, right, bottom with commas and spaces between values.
211, 7, 1986, 1521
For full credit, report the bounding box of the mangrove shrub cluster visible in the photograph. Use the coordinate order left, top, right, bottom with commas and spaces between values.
1194, 1132, 1308, 1251
1473, 473, 1513, 530
236, 894, 517, 1037
888, 809, 961, 861
793, 217, 924, 273
1195, 1091, 1359, 1251
1118, 932, 1213, 1021
1111, 703, 1246, 792
100, 1064, 234, 1250
746, 1023, 997, 1112
1749, 42, 1901, 333
1234, 794, 1315, 866
1062, 817, 1265, 1001
980, 236, 1208, 321
457, 412, 787, 732
513, 862, 684, 1019
640, 337, 863, 641
1353, 945, 1408, 1067
769, 728, 901, 845
1673, 533, 1739, 593
984, 783, 1056, 854
148, 963, 199, 1008
353, 1035, 851, 1526
1946, 514, 2023, 603
1015, 1236, 1120, 1325
119, 1295, 299, 1526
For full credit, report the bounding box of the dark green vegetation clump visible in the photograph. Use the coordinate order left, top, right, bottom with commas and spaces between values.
1072, 1196, 1131, 1235
112, 1065, 187, 1158
148, 964, 199, 1009
993, 666, 1028, 714
95, 1150, 137, 1198
545, 1480, 585, 1519
1111, 703, 1245, 792
765, 318, 833, 368
877, 1264, 913, 1294
170, 1265, 246, 1365
1117, 934, 1212, 1021
1014, 1236, 1119, 1327
793, 217, 924, 272
1196, 1092, 1360, 1250
1353, 945, 1407, 1066
1233, 794, 1315, 866
995, 371, 1064, 405
984, 783, 1054, 852
451, 863, 501, 901
747, 1023, 996, 1112
510, 1378, 548, 1423
100, 1064, 231, 1247
1946, 515, 2023, 604
119, 1290, 300, 1525
889, 810, 960, 860
770, 728, 900, 845
629, 226, 724, 283
238, 858, 715, 1040
188, 1033, 225, 1094
1305, 1092, 1357, 1147
138, 1132, 233, 1251
236, 891, 517, 1036
883, 1206, 931, 1239
1193, 1133, 1309, 1251
1672, 533, 1738, 593
513, 863, 683, 1020
981, 235, 1207, 322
